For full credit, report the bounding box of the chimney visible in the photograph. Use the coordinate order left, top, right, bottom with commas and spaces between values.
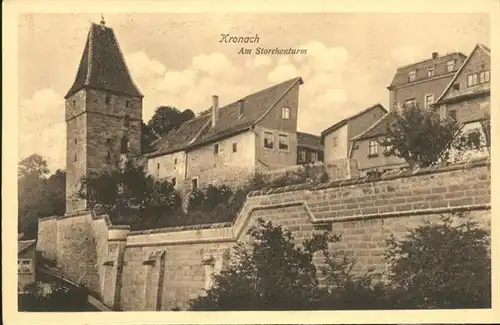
432, 52, 439, 59
212, 95, 219, 127
238, 99, 245, 116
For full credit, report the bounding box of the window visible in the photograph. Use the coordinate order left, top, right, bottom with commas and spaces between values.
192, 177, 198, 190
446, 60, 455, 72
120, 136, 129, 153
74, 138, 78, 144
74, 154, 77, 162
264, 132, 274, 149
299, 149, 306, 162
72, 100, 76, 106
382, 143, 392, 156
452, 83, 460, 90
18, 259, 33, 274
124, 115, 130, 127
479, 70, 490, 83
105, 152, 111, 163
171, 178, 176, 186
467, 73, 478, 87
310, 151, 318, 162
232, 143, 238, 153
427, 67, 435, 77
424, 94, 435, 109
105, 93, 111, 104
404, 98, 417, 108
368, 140, 379, 156
408, 70, 416, 82
157, 162, 160, 170
448, 109, 457, 121
126, 100, 131, 108
278, 134, 289, 151
106, 138, 112, 145
282, 107, 290, 119
332, 137, 338, 147
214, 144, 219, 155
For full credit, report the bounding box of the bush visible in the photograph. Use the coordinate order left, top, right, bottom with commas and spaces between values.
19, 282, 90, 311
189, 218, 380, 310
384, 213, 491, 309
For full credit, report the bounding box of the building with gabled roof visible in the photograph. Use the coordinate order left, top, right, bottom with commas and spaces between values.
18, 238, 37, 291
296, 132, 324, 165
147, 77, 304, 192
432, 44, 491, 162
320, 104, 387, 178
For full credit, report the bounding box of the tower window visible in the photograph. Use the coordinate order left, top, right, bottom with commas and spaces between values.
105, 152, 111, 163
126, 100, 131, 108
105, 93, 111, 104
121, 136, 129, 153
74, 154, 77, 162
74, 138, 78, 144
124, 115, 130, 127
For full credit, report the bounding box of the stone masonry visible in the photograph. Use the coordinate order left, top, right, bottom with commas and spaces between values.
37, 159, 491, 311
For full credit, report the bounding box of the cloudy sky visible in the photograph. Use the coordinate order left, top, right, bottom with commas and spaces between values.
18, 13, 490, 171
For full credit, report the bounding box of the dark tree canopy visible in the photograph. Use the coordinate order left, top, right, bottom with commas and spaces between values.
18, 154, 66, 238
379, 104, 460, 168
147, 106, 195, 137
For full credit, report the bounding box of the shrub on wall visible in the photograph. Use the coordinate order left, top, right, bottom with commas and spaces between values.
188, 218, 381, 310
384, 213, 491, 309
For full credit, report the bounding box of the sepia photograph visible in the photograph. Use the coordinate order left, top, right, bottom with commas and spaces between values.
3, 0, 499, 324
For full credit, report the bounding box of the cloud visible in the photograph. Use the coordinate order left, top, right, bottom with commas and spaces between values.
266, 42, 351, 133
127, 51, 165, 80
245, 55, 272, 68
390, 45, 425, 66
19, 88, 66, 172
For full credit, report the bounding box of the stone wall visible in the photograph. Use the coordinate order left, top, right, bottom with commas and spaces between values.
37, 159, 491, 311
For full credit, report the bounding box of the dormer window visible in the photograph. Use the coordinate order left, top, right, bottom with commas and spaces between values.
238, 100, 245, 117
427, 67, 435, 77
408, 70, 416, 82
282, 107, 290, 119
446, 60, 455, 72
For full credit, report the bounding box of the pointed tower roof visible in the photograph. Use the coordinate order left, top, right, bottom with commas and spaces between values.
65, 21, 143, 99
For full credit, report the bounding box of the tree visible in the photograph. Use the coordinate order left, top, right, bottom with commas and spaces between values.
18, 153, 49, 179
76, 161, 181, 228
189, 218, 382, 310
18, 155, 65, 238
384, 213, 491, 309
141, 122, 158, 154
379, 103, 460, 169
147, 106, 195, 137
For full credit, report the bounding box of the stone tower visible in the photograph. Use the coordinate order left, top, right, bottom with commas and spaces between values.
64, 19, 143, 213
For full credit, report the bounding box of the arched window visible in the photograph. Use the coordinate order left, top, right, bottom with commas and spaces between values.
120, 136, 130, 153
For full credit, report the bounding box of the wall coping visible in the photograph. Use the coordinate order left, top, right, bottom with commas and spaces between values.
247, 157, 490, 198
128, 221, 232, 236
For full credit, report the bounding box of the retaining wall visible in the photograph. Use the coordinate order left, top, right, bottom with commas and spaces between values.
37, 159, 491, 311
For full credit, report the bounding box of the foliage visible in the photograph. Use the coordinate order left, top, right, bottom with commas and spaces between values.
189, 219, 381, 310
380, 103, 460, 168
18, 281, 92, 311
76, 161, 181, 228
384, 213, 491, 309
18, 153, 50, 179
147, 106, 195, 137
141, 122, 158, 154
18, 154, 65, 238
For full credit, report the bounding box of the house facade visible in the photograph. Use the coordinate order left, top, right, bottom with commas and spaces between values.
296, 132, 324, 165
321, 104, 387, 178
432, 44, 491, 162
146, 77, 303, 192
388, 52, 467, 110
351, 51, 468, 175
18, 239, 36, 292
